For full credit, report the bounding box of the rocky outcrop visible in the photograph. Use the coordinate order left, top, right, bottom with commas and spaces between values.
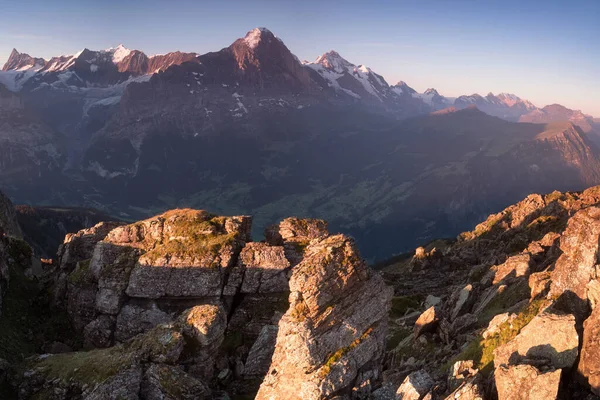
256, 234, 393, 399
19, 184, 600, 398
26, 209, 392, 399
379, 188, 600, 399
58, 209, 252, 347
118, 210, 251, 298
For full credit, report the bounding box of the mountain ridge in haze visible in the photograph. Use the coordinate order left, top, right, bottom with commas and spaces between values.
0, 27, 598, 260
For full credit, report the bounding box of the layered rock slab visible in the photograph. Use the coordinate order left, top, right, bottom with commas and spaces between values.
495, 364, 561, 400
256, 234, 393, 399
493, 311, 578, 369
122, 210, 251, 298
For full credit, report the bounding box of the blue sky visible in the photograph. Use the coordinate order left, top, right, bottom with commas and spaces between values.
1, 0, 598, 115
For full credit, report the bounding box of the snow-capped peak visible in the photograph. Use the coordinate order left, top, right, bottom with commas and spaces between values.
391, 81, 417, 95
486, 92, 537, 109
243, 27, 273, 49
106, 44, 132, 63
314, 50, 353, 73
305, 50, 390, 101
424, 88, 440, 96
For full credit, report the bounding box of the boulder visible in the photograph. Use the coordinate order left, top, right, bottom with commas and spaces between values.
577, 306, 600, 395
414, 306, 439, 338
178, 303, 227, 348
265, 217, 329, 265
256, 234, 393, 400
395, 369, 434, 400
450, 284, 474, 321
492, 253, 531, 284
495, 364, 561, 400
494, 312, 578, 369
177, 303, 227, 380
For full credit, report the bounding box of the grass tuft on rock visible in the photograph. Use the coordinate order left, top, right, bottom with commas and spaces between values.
319, 327, 374, 378
139, 211, 242, 265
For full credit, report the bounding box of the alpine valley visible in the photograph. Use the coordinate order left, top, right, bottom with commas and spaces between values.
1, 27, 599, 260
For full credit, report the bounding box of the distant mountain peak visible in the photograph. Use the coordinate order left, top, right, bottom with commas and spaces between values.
105, 44, 133, 63
424, 88, 440, 96
314, 50, 354, 72
2, 48, 46, 72
243, 27, 276, 49
391, 81, 417, 95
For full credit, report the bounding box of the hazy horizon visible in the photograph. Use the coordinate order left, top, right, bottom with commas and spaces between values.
0, 0, 598, 115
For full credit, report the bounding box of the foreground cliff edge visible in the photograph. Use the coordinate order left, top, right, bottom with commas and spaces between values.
2, 187, 600, 398
0, 204, 393, 399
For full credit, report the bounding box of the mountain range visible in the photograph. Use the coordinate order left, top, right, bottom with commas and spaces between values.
0, 27, 599, 260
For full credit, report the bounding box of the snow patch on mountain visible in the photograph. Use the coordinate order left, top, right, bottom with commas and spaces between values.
243, 27, 272, 49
